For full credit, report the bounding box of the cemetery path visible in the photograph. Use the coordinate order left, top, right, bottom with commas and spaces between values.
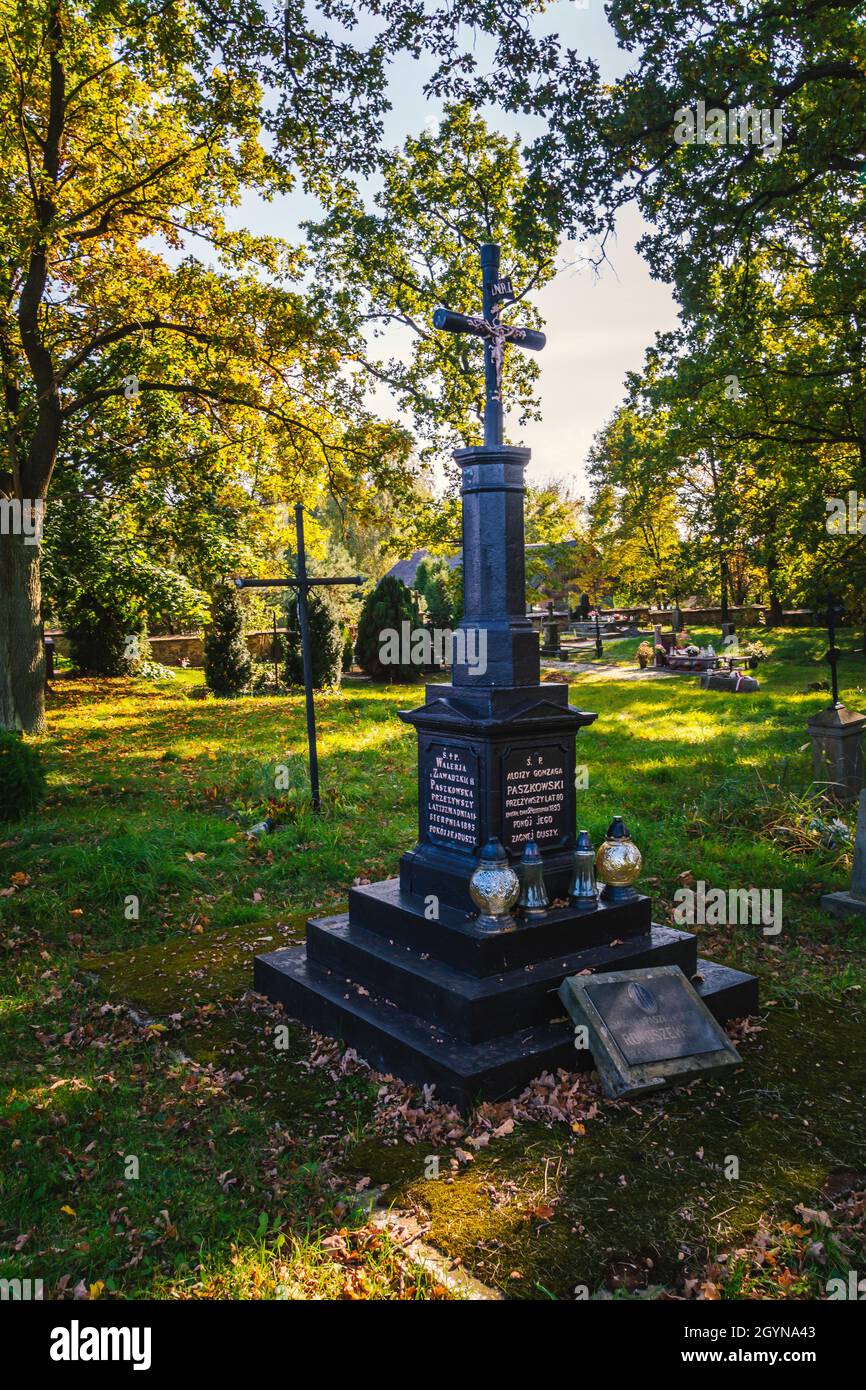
543, 660, 680, 680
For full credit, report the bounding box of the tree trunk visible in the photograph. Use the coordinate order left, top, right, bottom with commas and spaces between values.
0, 530, 45, 733
763, 544, 784, 626
719, 557, 730, 626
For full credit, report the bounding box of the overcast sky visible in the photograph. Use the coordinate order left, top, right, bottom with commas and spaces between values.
230, 2, 679, 496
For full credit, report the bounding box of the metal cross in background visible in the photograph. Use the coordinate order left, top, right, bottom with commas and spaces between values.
594, 606, 604, 660
821, 593, 845, 709
432, 243, 546, 447
236, 502, 362, 812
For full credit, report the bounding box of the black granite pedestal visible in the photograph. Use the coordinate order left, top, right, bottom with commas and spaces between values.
399, 681, 595, 911
255, 883, 758, 1107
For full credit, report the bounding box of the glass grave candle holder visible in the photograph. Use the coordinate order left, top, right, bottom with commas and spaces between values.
516, 840, 549, 920
469, 837, 521, 932
595, 815, 642, 904
568, 829, 598, 911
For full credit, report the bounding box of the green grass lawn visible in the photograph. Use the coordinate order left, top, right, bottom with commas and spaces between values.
1, 627, 865, 1299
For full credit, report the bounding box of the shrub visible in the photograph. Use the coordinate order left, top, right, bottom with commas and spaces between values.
283, 587, 343, 689
66, 604, 149, 676
0, 733, 47, 821
204, 582, 252, 695
355, 576, 422, 682
45, 496, 208, 676
415, 556, 459, 626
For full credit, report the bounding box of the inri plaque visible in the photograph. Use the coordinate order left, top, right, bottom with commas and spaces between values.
425, 743, 479, 850
502, 745, 568, 850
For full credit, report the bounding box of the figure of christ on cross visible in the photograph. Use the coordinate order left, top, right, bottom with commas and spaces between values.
432, 243, 546, 447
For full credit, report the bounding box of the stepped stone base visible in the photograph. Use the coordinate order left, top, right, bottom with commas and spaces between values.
255, 880, 758, 1108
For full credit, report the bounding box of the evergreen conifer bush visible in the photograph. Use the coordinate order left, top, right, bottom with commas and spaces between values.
204, 582, 252, 695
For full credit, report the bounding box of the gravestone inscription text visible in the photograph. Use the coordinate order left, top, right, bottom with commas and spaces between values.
559, 965, 742, 1098
426, 744, 479, 849
502, 745, 568, 849
585, 976, 724, 1067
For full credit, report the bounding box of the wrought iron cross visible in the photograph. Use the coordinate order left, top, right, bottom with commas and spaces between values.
235, 503, 363, 812
822, 593, 845, 708
432, 243, 546, 446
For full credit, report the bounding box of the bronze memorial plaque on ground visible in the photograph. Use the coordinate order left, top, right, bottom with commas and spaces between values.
558, 964, 742, 1099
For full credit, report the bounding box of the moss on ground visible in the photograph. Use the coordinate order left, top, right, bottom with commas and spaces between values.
83, 913, 865, 1300
349, 998, 865, 1298
81, 910, 335, 1014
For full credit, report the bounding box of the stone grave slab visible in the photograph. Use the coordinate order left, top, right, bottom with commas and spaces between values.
700, 670, 759, 693
558, 964, 742, 1099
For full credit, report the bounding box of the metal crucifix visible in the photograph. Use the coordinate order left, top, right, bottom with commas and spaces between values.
432, 243, 546, 446
235, 502, 363, 813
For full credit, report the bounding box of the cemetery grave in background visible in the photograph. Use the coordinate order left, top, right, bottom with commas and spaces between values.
1, 624, 865, 1299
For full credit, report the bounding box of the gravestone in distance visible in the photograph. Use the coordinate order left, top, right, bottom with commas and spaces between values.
822, 788, 866, 921
558, 965, 742, 1099
701, 670, 759, 694
808, 705, 866, 802
540, 601, 564, 660
254, 244, 759, 1108
807, 597, 866, 803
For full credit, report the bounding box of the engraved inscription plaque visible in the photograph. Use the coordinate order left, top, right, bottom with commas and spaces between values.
426, 744, 479, 850
585, 976, 723, 1066
502, 746, 568, 850
558, 966, 743, 1099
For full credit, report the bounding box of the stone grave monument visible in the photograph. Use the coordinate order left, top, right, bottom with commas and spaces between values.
254, 244, 758, 1107
807, 598, 866, 802
822, 788, 866, 921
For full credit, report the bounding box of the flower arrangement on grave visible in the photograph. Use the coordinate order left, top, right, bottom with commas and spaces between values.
636, 641, 654, 669
742, 640, 767, 663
